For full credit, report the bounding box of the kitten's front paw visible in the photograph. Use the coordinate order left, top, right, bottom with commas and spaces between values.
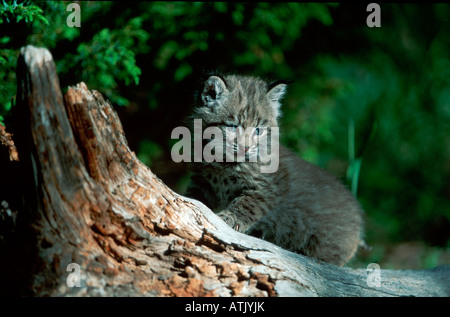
216, 210, 244, 232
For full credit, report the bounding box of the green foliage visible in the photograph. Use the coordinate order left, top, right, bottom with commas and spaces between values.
0, 1, 148, 110
347, 119, 362, 197
1, 0, 51, 124
137, 139, 163, 167
0, 43, 16, 125
0, 0, 48, 25
67, 17, 149, 105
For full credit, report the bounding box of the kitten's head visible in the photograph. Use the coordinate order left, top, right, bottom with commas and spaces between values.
195, 74, 287, 125
192, 74, 288, 162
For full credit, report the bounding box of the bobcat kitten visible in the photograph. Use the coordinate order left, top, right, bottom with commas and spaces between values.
186, 74, 364, 266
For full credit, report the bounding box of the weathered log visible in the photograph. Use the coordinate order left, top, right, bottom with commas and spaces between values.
0, 45, 448, 297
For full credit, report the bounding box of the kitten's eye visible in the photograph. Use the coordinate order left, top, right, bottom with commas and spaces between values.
254, 127, 265, 136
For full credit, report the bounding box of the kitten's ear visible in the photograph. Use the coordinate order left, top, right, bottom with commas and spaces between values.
267, 80, 291, 102
267, 80, 290, 117
201, 75, 229, 108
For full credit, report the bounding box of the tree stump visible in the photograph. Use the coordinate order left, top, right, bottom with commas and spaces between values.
0, 45, 448, 297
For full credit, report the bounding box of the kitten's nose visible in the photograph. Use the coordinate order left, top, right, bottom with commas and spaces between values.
239, 144, 250, 153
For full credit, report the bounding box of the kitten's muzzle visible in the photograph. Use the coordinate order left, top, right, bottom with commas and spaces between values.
239, 144, 250, 153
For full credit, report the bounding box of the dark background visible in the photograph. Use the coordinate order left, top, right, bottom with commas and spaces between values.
1, 1, 449, 269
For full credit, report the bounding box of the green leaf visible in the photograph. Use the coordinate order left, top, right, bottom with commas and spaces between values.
174, 63, 192, 82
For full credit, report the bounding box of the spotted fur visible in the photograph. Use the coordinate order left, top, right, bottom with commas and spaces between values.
186, 74, 364, 266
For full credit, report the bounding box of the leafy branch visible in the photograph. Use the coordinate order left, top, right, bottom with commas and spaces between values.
0, 0, 48, 25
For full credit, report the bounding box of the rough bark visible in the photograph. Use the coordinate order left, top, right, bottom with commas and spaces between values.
0, 45, 448, 297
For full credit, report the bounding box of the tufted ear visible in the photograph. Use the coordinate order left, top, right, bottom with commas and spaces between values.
201, 75, 229, 108
267, 80, 290, 118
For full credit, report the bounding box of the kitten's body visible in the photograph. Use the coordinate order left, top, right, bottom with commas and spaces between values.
186, 74, 364, 266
